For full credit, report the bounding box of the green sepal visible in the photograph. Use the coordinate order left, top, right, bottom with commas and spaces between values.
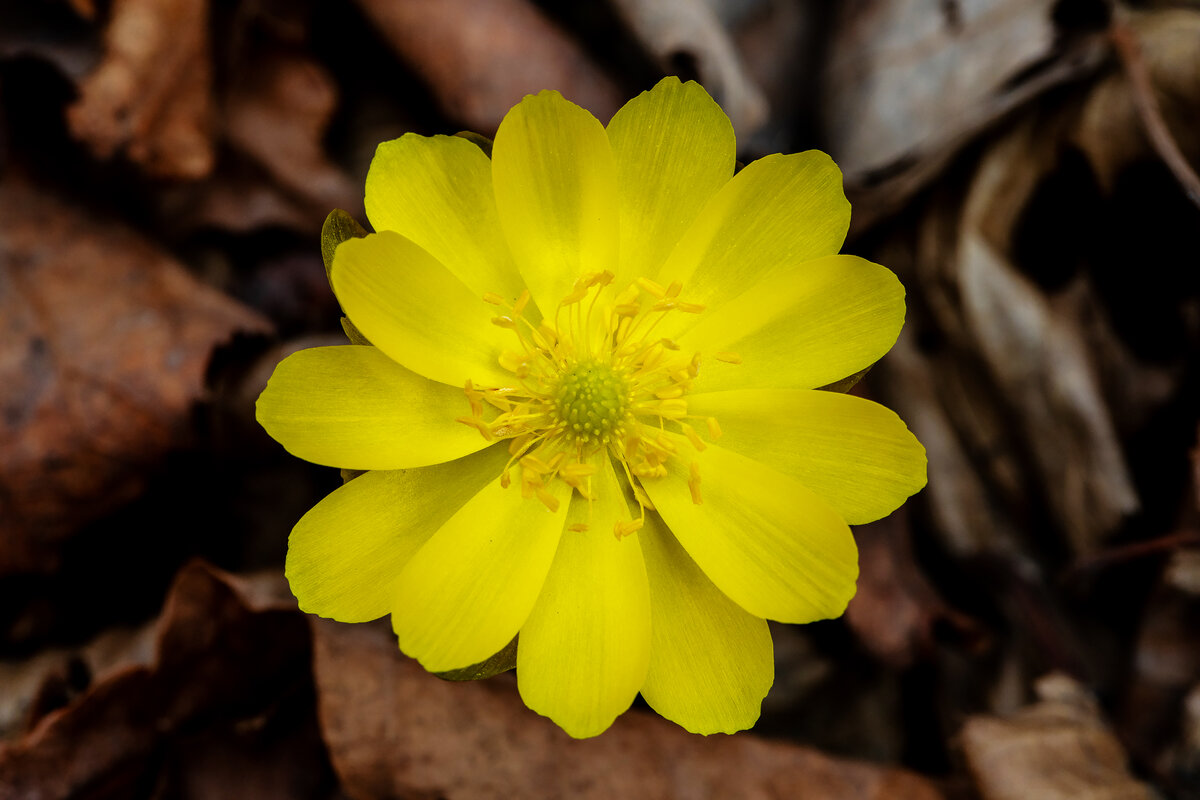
434, 635, 518, 681
817, 366, 871, 393
321, 208, 369, 282
321, 209, 372, 345
454, 131, 493, 158
339, 468, 367, 484
340, 316, 371, 346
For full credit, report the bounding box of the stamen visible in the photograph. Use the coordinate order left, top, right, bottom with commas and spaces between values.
715, 351, 742, 364
467, 275, 714, 510
614, 519, 643, 539
568, 523, 589, 532
688, 461, 703, 505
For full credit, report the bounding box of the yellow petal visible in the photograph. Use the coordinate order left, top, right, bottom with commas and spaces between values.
256, 345, 490, 470
679, 254, 905, 392
517, 455, 651, 738
492, 90, 618, 313
606, 77, 735, 286
658, 150, 850, 310
688, 389, 926, 525
390, 476, 571, 671
365, 134, 527, 303
332, 231, 510, 387
286, 445, 510, 622
638, 513, 773, 734
642, 433, 858, 623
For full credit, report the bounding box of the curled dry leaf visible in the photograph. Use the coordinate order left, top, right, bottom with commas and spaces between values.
311, 619, 945, 800
222, 48, 362, 227
961, 673, 1154, 800
824, 0, 1106, 227
0, 178, 271, 575
609, 0, 768, 139
66, 0, 216, 179
0, 562, 316, 800
352, 0, 623, 134
1074, 9, 1200, 197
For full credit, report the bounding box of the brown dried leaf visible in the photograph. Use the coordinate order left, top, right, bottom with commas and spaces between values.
312, 619, 944, 800
609, 0, 767, 138
962, 673, 1154, 800
223, 48, 361, 223
66, 0, 216, 179
0, 562, 316, 800
1074, 9, 1200, 193
845, 508, 981, 667
353, 0, 623, 135
824, 0, 1106, 228
0, 178, 271, 575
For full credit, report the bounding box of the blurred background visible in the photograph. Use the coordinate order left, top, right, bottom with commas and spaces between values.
1, 1, 1198, 798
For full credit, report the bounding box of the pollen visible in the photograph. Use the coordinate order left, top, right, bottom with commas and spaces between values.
457, 273, 725, 526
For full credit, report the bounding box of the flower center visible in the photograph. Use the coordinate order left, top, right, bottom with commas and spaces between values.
553, 360, 630, 445
457, 272, 728, 537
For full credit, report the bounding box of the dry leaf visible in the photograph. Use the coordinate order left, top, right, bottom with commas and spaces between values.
352, 0, 623, 134
222, 47, 361, 226
962, 673, 1154, 800
824, 0, 1106, 228
0, 178, 270, 575
845, 507, 981, 667
0, 562, 318, 800
609, 0, 767, 139
66, 0, 216, 178
312, 619, 944, 800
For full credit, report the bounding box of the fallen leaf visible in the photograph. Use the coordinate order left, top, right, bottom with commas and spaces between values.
352, 0, 623, 135
0, 178, 271, 575
961, 672, 1154, 800
222, 47, 361, 225
609, 0, 767, 139
0, 562, 320, 800
845, 507, 982, 667
312, 619, 945, 800
66, 0, 216, 178
824, 0, 1106, 228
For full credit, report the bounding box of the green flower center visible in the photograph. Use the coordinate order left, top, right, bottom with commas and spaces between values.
553, 360, 630, 444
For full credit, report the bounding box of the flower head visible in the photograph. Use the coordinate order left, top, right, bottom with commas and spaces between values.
257, 78, 926, 738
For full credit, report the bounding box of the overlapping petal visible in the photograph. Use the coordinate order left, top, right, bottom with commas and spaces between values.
688, 389, 926, 525
256, 345, 491, 470
678, 254, 905, 392
518, 456, 651, 738
492, 90, 619, 313
643, 433, 858, 624
365, 133, 527, 303
657, 150, 850, 311
638, 514, 773, 734
286, 445, 510, 623
607, 77, 735, 285
390, 477, 571, 672
332, 231, 510, 387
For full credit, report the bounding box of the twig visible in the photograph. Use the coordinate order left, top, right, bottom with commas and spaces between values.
1063, 530, 1200, 579
1109, 15, 1200, 209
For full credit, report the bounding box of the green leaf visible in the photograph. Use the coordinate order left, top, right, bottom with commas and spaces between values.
435, 635, 518, 681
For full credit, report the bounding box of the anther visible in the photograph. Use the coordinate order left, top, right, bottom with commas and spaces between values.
483, 292, 505, 305
715, 351, 742, 364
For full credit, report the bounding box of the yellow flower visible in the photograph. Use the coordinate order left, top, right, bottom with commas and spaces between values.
256, 77, 926, 738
